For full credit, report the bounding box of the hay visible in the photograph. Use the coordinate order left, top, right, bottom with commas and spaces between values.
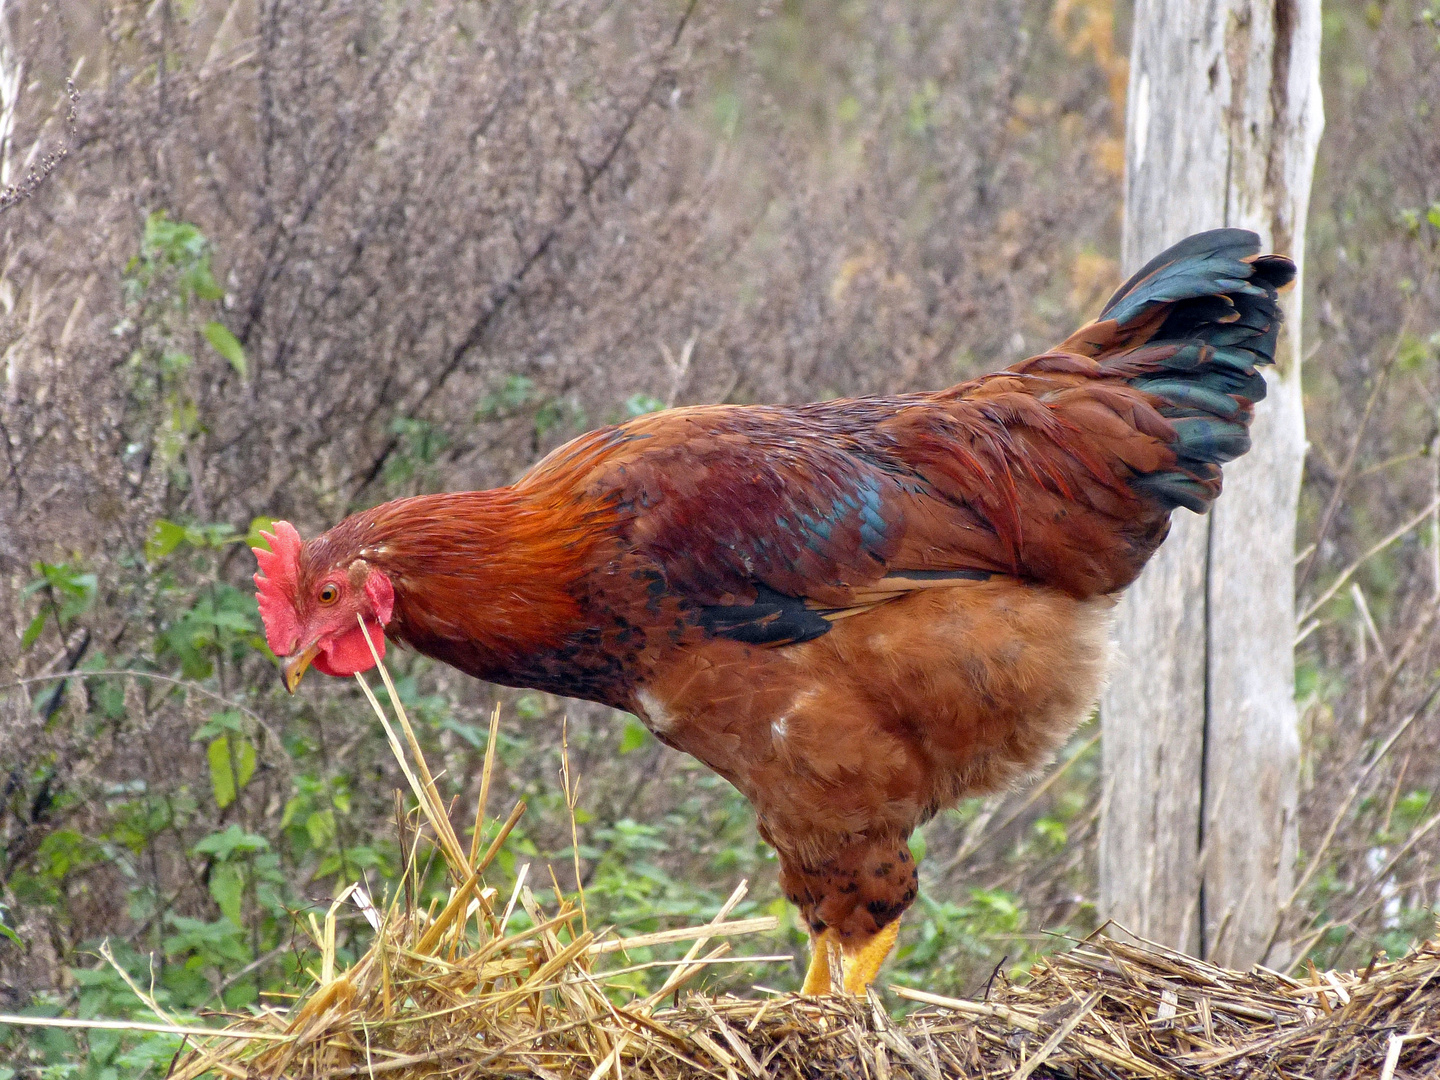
886, 936, 1440, 1079
14, 926, 1440, 1079
154, 924, 1440, 1079
9, 641, 1440, 1078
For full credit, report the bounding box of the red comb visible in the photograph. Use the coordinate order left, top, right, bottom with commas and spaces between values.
252, 520, 304, 657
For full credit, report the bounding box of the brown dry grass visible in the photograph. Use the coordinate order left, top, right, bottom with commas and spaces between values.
19, 920, 1440, 1078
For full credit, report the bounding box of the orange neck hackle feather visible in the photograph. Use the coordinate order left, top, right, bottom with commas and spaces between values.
315, 486, 618, 667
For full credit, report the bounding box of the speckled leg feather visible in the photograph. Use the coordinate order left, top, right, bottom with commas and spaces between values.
781, 841, 919, 945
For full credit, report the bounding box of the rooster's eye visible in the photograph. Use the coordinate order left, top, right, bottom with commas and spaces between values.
318, 584, 339, 605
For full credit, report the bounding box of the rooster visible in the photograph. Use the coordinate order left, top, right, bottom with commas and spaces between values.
254, 229, 1294, 994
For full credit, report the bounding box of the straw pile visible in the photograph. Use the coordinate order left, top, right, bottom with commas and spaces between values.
19, 640, 1440, 1079
161, 917, 1440, 1080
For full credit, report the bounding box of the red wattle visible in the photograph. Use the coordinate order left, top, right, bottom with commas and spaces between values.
313, 620, 387, 677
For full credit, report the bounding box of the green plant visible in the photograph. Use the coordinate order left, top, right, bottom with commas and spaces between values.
383, 417, 450, 488
476, 372, 588, 445
20, 563, 96, 652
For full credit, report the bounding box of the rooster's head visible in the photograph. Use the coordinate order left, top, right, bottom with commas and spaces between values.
252, 521, 396, 692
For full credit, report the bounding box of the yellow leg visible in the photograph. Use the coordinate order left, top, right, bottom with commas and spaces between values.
801, 928, 840, 995
841, 919, 902, 994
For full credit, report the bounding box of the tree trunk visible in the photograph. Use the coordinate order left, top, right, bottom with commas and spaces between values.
1098, 0, 1323, 968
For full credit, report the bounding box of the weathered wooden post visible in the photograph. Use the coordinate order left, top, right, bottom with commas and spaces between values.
1099, 0, 1323, 967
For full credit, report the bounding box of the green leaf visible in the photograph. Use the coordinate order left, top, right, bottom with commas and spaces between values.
146, 519, 190, 562
1397, 334, 1433, 373
25, 561, 97, 627
618, 716, 650, 754
20, 611, 46, 651
141, 209, 173, 252
713, 91, 741, 138
207, 737, 236, 808
1396, 789, 1432, 823
305, 809, 336, 849
440, 718, 488, 749
623, 393, 666, 417
908, 832, 927, 864
162, 913, 250, 969
245, 516, 277, 551
0, 901, 21, 946
209, 863, 245, 927
192, 824, 269, 861
1033, 817, 1067, 847
157, 585, 261, 678
533, 398, 566, 439
1428, 204, 1440, 230
193, 710, 245, 741
230, 734, 257, 793
31, 562, 97, 601
515, 693, 548, 721
207, 735, 256, 809
203, 321, 247, 377
476, 374, 536, 419
34, 829, 100, 879
189, 266, 224, 302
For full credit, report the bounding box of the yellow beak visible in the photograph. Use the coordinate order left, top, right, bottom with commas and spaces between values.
282, 643, 322, 694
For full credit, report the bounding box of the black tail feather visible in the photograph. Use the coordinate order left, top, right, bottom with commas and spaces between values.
1098, 229, 1295, 513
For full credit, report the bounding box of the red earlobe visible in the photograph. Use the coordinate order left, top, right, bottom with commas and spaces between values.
365, 572, 395, 624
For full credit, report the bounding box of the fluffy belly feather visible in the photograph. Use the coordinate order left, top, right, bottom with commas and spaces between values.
634, 579, 1115, 864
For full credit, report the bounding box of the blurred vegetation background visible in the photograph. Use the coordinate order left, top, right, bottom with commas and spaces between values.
0, 0, 1437, 1076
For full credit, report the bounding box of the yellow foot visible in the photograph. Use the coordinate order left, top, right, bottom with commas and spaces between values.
801, 928, 841, 995
841, 919, 901, 995
800, 921, 902, 995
